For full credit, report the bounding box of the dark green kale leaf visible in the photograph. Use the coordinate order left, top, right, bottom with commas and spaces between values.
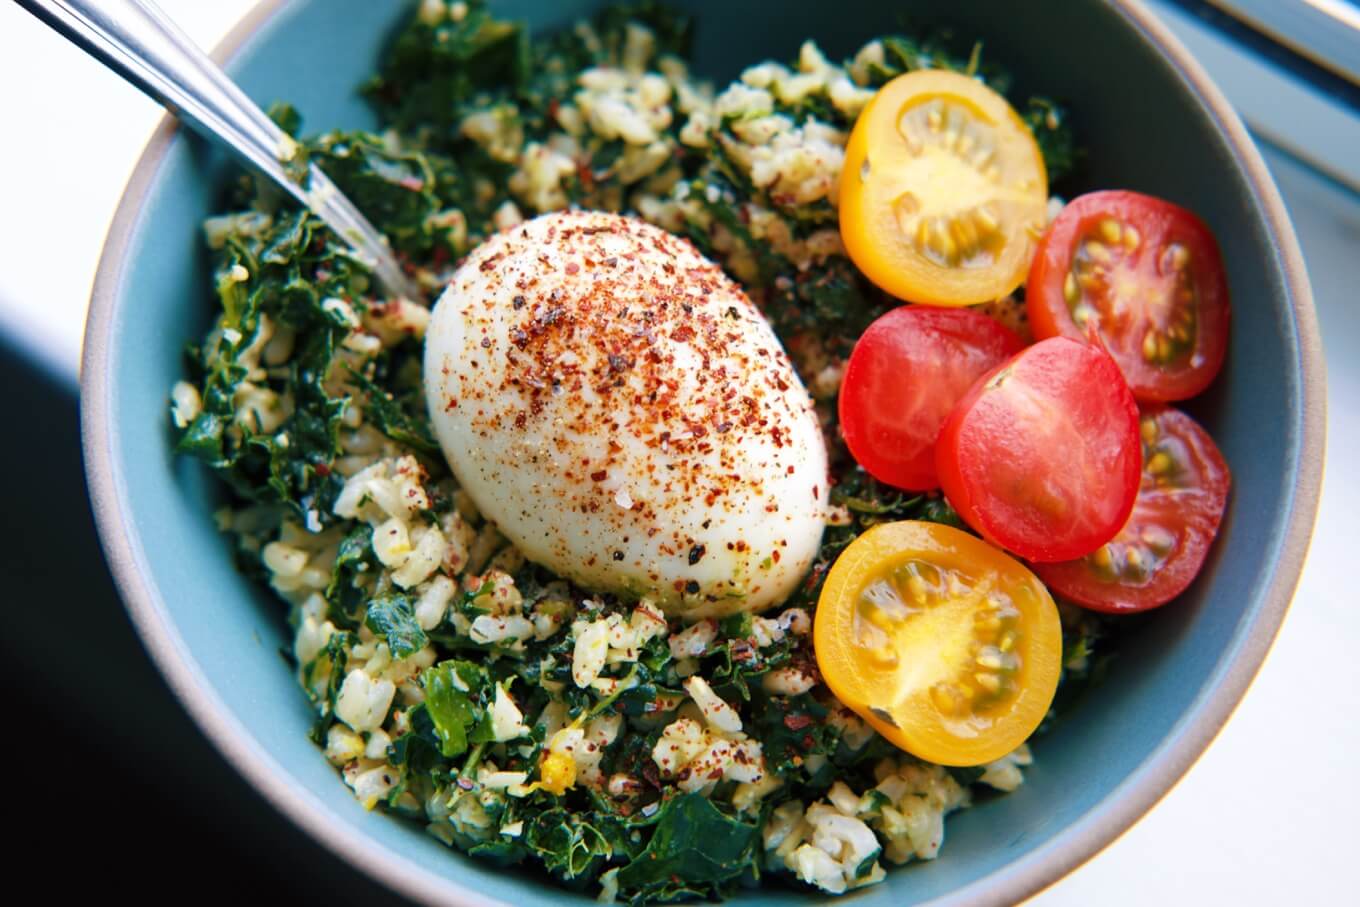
266, 101, 303, 138
839, 488, 923, 517
306, 131, 444, 254
767, 257, 891, 354
864, 34, 1010, 94
258, 209, 313, 266
467, 837, 530, 867
367, 0, 527, 138
749, 691, 837, 778
178, 131, 450, 520
948, 765, 987, 787
610, 634, 678, 717
327, 524, 375, 627
590, 1, 692, 60
513, 0, 692, 145
175, 409, 231, 465
525, 808, 618, 888
422, 659, 499, 759
832, 469, 965, 528
686, 176, 784, 285
455, 577, 496, 617
365, 593, 429, 659
175, 244, 264, 472
1023, 96, 1080, 183
347, 366, 442, 458
704, 622, 796, 703
718, 612, 753, 639
615, 794, 760, 901
917, 496, 967, 530
1042, 605, 1120, 731
175, 211, 362, 525
305, 629, 355, 741
422, 661, 478, 758
277, 320, 349, 512
683, 175, 888, 352
387, 701, 445, 774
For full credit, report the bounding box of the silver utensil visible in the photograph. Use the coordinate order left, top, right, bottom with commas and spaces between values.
17, 0, 424, 302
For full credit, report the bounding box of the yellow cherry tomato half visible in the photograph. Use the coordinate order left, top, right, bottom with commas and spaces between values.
814, 520, 1061, 766
839, 70, 1049, 306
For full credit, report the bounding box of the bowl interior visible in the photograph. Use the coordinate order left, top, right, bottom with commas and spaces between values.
91, 0, 1311, 903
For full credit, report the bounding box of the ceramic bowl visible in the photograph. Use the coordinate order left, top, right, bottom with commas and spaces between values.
83, 1, 1325, 904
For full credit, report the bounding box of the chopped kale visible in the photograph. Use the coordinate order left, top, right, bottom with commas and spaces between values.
176, 215, 353, 522
365, 593, 429, 659
366, 0, 527, 139
422, 660, 483, 758
615, 794, 760, 901
306, 131, 445, 254
173, 3, 1095, 902
326, 524, 374, 626
1023, 96, 1081, 183
525, 808, 621, 887
347, 366, 442, 458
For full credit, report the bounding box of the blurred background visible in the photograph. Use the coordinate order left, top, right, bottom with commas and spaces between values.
0, 0, 1354, 902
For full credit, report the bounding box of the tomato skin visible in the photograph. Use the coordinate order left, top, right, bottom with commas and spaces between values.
814, 520, 1062, 767
935, 337, 1141, 563
839, 70, 1048, 307
1034, 406, 1230, 612
1027, 190, 1230, 402
839, 306, 1024, 491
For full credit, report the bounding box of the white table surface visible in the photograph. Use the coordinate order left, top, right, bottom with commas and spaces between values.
0, 1, 1352, 902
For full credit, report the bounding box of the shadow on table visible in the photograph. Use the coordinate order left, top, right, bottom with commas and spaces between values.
6, 335, 410, 902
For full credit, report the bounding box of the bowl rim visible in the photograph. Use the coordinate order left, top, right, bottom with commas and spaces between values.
81, 1, 1326, 904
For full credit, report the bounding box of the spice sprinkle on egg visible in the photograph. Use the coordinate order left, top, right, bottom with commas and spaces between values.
424, 210, 829, 618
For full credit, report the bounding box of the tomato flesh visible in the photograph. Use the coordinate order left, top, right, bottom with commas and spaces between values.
839, 70, 1048, 306
840, 306, 1024, 491
935, 337, 1141, 563
1034, 406, 1230, 612
814, 520, 1061, 766
1027, 190, 1230, 401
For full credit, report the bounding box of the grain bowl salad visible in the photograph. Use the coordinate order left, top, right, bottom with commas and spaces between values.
171, 1, 1235, 902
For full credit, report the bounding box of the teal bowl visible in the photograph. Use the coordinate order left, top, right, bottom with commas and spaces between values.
83, 1, 1325, 904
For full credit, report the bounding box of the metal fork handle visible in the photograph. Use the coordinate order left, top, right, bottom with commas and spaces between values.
17, 0, 423, 302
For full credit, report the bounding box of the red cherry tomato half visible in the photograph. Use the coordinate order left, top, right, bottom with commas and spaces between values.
935, 337, 1141, 563
1033, 406, 1230, 612
1027, 190, 1230, 402
839, 307, 1024, 491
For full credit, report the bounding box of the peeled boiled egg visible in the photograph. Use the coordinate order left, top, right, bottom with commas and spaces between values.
423, 210, 828, 619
